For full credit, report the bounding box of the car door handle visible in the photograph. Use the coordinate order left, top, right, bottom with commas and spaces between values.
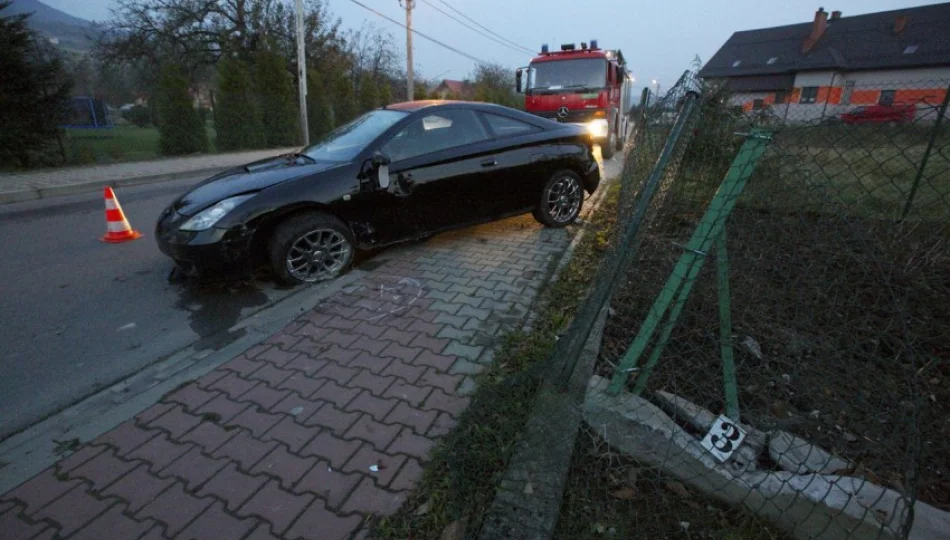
480, 159, 497, 168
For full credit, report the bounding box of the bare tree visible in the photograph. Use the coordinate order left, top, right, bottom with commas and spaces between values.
95, 0, 345, 87
348, 23, 399, 87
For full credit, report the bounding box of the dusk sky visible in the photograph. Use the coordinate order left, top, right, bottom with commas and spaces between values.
39, 0, 939, 94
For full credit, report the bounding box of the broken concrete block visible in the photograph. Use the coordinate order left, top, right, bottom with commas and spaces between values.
582, 375, 950, 540
654, 390, 766, 473
769, 430, 852, 475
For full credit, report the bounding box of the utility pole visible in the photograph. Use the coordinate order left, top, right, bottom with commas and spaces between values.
295, 0, 309, 145
400, 0, 415, 100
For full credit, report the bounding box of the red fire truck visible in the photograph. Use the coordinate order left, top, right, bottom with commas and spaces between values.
516, 40, 634, 159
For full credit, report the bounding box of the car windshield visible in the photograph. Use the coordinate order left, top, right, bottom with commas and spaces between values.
529, 58, 607, 92
301, 109, 408, 162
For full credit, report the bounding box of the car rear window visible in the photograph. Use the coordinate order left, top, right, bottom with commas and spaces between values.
481, 113, 540, 138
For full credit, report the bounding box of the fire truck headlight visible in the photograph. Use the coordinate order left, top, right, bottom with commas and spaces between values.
587, 118, 609, 138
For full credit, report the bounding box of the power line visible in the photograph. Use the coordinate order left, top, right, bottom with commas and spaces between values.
419, 0, 534, 56
432, 0, 534, 55
347, 0, 490, 66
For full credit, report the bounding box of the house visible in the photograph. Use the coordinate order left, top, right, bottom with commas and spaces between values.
699, 4, 950, 122
430, 79, 474, 99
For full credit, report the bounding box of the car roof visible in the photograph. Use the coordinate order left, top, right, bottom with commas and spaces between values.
385, 100, 462, 111
384, 100, 562, 129
385, 100, 523, 115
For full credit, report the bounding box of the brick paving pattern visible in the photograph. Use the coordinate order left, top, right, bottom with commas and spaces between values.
0, 215, 570, 539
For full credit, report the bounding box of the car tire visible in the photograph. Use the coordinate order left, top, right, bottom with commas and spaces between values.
600, 135, 616, 160
269, 212, 355, 286
614, 124, 625, 151
533, 170, 585, 228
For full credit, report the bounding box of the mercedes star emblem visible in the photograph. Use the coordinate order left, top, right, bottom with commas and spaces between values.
557, 106, 569, 119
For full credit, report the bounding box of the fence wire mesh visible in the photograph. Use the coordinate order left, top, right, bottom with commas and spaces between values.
550, 72, 950, 540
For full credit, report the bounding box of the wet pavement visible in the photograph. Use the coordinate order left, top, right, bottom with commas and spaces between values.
0, 177, 299, 440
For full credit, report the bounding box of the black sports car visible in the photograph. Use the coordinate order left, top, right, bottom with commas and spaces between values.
156, 100, 600, 285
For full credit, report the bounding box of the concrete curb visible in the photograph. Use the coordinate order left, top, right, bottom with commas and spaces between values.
478, 307, 608, 540
0, 166, 231, 205
521, 173, 614, 334
477, 173, 618, 538
0, 270, 366, 495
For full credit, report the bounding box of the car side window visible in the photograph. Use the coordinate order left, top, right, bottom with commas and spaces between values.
382, 109, 489, 162
481, 113, 541, 138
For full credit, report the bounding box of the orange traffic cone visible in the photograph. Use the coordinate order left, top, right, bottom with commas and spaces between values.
101, 187, 143, 243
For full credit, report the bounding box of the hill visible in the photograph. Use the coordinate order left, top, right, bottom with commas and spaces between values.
4, 0, 96, 52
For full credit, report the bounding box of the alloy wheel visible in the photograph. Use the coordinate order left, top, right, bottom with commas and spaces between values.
286, 228, 352, 282
546, 175, 582, 223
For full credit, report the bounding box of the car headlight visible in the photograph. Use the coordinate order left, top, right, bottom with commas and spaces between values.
587, 118, 609, 138
180, 194, 255, 231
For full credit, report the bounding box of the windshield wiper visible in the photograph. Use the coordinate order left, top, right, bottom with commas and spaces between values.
291, 152, 318, 164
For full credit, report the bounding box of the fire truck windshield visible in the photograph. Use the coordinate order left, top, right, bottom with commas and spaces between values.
529, 58, 607, 93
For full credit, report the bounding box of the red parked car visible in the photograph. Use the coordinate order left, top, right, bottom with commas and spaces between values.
838, 103, 915, 125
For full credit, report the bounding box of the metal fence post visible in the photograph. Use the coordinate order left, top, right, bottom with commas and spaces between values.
901, 81, 950, 220
552, 84, 702, 388
609, 129, 772, 395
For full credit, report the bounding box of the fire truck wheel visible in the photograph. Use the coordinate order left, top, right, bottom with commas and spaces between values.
533, 170, 584, 228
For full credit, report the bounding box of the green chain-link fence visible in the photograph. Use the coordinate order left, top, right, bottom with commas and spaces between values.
553, 70, 950, 539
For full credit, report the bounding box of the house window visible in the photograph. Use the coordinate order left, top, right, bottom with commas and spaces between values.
774, 91, 787, 104
903, 45, 919, 54
879, 90, 896, 105
732, 60, 742, 67
767, 57, 778, 65
799, 87, 819, 104
752, 99, 764, 110
842, 80, 855, 105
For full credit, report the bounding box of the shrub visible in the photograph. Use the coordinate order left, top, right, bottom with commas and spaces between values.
215, 55, 265, 151
252, 46, 298, 147
122, 105, 152, 127
154, 63, 208, 155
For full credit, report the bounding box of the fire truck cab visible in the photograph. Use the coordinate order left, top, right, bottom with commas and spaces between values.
516, 40, 634, 159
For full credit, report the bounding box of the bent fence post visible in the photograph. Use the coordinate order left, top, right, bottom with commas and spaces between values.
902, 81, 950, 220
609, 129, 772, 396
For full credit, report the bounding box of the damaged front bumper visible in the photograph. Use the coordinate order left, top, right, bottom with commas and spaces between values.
155, 210, 257, 279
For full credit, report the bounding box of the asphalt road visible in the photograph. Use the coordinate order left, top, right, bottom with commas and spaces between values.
0, 177, 299, 441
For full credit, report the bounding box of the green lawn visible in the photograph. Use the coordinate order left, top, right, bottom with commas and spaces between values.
64, 123, 219, 165
671, 123, 950, 222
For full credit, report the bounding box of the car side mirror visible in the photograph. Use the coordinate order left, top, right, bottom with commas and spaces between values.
515, 68, 523, 94
371, 151, 391, 190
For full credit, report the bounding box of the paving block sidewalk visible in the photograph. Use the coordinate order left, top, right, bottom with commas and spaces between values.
0, 147, 297, 203
0, 215, 571, 540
